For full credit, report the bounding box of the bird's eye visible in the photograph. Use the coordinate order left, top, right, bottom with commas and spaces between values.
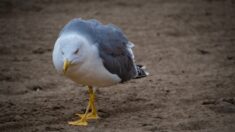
74, 49, 79, 54
61, 51, 64, 55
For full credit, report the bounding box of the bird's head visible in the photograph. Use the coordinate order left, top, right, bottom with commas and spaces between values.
55, 34, 88, 74
61, 45, 80, 74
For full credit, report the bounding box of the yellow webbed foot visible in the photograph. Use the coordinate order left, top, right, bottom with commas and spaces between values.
68, 86, 99, 126
68, 119, 88, 126
76, 113, 99, 120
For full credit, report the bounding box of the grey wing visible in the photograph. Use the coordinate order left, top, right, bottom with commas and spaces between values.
96, 24, 137, 82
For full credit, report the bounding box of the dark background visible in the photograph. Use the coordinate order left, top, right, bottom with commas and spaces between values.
0, 0, 234, 132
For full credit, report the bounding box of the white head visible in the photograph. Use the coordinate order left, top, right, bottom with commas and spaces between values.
52, 33, 89, 74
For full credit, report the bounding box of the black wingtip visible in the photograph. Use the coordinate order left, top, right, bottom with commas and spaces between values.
134, 64, 149, 79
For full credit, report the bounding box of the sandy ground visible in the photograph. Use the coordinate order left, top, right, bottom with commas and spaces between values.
0, 0, 235, 132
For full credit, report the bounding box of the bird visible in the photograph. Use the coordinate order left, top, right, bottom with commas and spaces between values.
52, 18, 148, 126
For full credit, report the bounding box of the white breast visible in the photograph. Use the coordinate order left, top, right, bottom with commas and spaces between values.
68, 44, 121, 87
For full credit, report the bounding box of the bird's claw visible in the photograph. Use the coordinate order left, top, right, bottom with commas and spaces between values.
68, 119, 88, 126
76, 113, 99, 120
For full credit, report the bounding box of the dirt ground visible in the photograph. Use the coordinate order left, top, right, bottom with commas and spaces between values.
0, 0, 235, 132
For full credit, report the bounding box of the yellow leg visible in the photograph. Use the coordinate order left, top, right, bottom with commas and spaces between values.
68, 86, 99, 126
76, 86, 99, 119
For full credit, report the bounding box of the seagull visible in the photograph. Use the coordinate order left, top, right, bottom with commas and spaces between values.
52, 18, 148, 126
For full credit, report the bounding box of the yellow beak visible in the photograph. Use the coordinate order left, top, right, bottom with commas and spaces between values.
63, 59, 71, 74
